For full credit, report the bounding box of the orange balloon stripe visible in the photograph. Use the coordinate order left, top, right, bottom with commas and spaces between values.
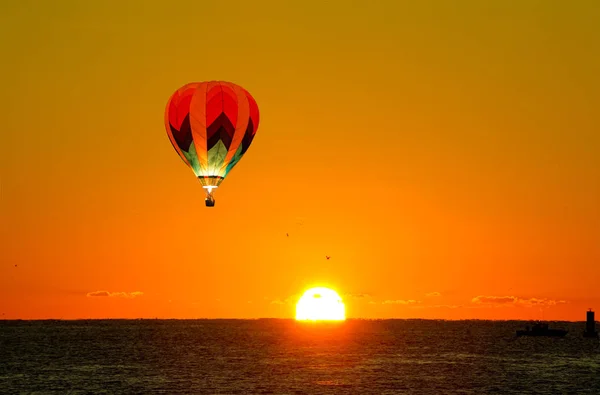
217, 82, 250, 176
189, 83, 209, 175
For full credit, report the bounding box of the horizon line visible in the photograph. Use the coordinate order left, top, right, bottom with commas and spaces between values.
0, 317, 592, 323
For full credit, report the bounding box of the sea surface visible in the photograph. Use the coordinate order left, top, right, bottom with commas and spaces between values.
1, 319, 599, 394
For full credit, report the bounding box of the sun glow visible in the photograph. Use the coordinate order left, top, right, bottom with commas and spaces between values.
295, 287, 346, 321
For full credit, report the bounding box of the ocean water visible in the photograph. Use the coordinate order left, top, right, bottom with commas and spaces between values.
1, 320, 599, 394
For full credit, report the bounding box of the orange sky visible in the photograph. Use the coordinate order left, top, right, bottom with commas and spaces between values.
1, 0, 599, 320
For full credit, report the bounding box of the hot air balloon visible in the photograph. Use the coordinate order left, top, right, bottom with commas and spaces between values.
164, 81, 260, 207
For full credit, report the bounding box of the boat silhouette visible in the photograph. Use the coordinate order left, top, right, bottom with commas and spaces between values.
583, 309, 598, 338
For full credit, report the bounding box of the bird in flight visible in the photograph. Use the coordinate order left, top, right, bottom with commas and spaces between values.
325, 256, 331, 260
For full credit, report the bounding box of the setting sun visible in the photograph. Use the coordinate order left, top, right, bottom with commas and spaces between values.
295, 287, 346, 321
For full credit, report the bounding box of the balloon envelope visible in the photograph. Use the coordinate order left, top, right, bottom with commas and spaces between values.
165, 81, 259, 188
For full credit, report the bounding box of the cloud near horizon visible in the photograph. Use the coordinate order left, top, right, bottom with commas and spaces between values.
411, 304, 462, 309
86, 291, 144, 298
471, 295, 566, 307
344, 293, 372, 299
382, 299, 421, 305
269, 295, 299, 305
